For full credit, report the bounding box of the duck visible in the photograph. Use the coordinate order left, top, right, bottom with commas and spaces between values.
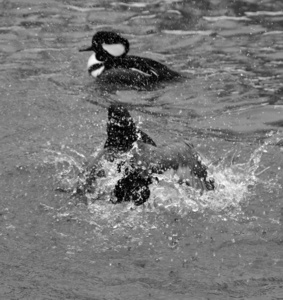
75, 104, 215, 206
79, 31, 181, 88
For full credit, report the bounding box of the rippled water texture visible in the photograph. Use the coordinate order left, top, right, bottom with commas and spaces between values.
1, 0, 283, 299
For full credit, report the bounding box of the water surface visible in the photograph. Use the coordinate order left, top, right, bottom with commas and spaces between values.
1, 0, 283, 299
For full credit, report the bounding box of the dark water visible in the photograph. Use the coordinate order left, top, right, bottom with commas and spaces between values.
1, 0, 283, 299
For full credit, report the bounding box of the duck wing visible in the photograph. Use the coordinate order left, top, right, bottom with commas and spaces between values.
112, 55, 180, 80
131, 142, 214, 191
136, 129, 157, 147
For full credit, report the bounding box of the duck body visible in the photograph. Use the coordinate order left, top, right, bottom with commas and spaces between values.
76, 104, 214, 205
80, 31, 180, 88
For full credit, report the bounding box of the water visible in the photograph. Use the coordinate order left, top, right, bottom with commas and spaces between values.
1, 0, 283, 299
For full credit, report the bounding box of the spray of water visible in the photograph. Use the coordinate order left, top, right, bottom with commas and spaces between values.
40, 135, 282, 252
43, 147, 87, 190
43, 135, 278, 220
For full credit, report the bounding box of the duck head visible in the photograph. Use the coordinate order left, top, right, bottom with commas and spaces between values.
79, 31, 130, 78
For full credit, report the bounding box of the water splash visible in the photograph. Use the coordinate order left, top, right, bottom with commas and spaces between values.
41, 134, 281, 255
147, 136, 275, 219
43, 136, 278, 222
43, 147, 88, 190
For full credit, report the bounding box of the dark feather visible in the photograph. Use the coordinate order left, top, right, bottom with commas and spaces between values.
104, 104, 156, 152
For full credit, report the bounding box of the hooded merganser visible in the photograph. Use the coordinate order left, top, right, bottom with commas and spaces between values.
79, 31, 180, 88
77, 104, 214, 205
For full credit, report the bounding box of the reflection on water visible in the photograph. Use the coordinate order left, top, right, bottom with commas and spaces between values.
1, 0, 283, 299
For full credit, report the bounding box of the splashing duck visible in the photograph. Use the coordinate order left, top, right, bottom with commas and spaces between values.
76, 104, 214, 205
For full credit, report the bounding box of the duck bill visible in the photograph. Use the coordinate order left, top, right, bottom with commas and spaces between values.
79, 46, 93, 52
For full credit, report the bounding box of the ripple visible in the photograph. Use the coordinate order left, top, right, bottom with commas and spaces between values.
203, 16, 251, 21
65, 5, 105, 12
162, 30, 214, 35
245, 11, 283, 17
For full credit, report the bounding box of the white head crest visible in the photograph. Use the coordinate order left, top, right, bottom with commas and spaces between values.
102, 43, 125, 57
